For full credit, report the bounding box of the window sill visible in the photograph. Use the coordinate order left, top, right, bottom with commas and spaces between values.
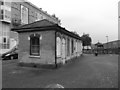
29, 55, 40, 58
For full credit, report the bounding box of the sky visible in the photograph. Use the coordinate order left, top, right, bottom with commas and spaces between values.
29, 0, 118, 44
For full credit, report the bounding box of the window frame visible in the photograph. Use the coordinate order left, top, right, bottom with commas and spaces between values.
30, 34, 40, 56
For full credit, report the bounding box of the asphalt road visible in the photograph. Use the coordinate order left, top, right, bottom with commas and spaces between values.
0, 60, 2, 89
2, 54, 118, 88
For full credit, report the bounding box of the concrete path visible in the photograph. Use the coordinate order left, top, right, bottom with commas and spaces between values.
2, 54, 118, 88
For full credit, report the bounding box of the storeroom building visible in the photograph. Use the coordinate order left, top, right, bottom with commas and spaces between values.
12, 19, 83, 68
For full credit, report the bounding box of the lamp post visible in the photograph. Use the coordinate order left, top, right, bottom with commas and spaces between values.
106, 36, 109, 54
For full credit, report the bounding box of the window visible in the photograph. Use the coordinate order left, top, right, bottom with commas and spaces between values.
3, 37, 6, 43
2, 37, 9, 49
71, 39, 74, 54
30, 34, 40, 56
75, 40, 77, 53
21, 5, 28, 24
1, 1, 4, 5
67, 38, 70, 56
62, 38, 66, 58
0, 1, 11, 22
57, 37, 61, 57
1, 10, 3, 14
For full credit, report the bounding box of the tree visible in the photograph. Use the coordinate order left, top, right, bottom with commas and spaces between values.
81, 34, 92, 50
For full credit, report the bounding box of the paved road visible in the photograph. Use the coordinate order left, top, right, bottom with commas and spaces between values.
2, 54, 118, 88
0, 60, 2, 89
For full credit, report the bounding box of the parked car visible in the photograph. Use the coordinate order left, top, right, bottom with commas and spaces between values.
2, 51, 18, 60
1, 48, 18, 60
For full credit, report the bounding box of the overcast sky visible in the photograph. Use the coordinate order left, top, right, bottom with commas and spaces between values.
29, 0, 118, 44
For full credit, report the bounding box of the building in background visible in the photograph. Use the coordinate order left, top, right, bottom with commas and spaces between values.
0, 0, 61, 54
103, 40, 120, 54
92, 40, 120, 54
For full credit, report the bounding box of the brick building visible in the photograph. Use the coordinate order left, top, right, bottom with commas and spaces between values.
12, 19, 83, 68
0, 0, 60, 54
103, 40, 120, 54
92, 40, 120, 54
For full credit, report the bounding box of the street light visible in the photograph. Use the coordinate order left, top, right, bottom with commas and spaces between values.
106, 36, 109, 54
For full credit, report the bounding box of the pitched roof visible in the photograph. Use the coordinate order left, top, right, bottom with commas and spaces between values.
95, 42, 103, 47
11, 19, 81, 40
13, 19, 56, 29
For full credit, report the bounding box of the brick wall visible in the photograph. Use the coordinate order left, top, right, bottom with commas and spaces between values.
18, 30, 55, 64
11, 1, 60, 26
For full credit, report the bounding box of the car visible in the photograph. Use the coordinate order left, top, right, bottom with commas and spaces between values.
1, 48, 18, 60
2, 52, 18, 60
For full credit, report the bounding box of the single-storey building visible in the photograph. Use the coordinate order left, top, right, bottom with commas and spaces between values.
12, 19, 83, 68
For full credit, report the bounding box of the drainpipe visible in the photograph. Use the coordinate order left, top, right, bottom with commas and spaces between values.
55, 31, 57, 68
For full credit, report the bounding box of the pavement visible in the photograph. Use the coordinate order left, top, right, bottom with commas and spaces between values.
2, 54, 118, 88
